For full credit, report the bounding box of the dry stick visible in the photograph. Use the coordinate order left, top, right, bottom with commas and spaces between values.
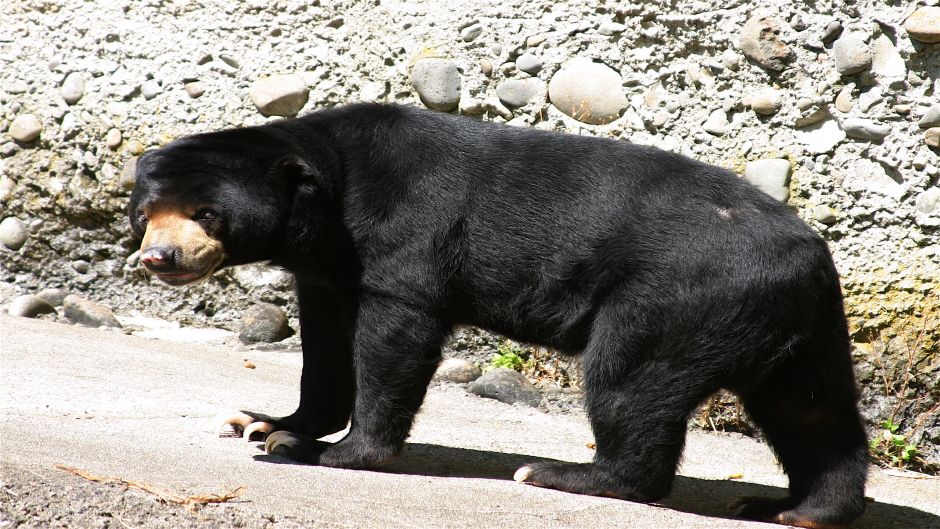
54, 464, 246, 512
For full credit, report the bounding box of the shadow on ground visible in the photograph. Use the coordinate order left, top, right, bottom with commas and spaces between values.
257, 441, 940, 529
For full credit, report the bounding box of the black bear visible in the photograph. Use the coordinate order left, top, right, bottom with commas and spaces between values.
128, 103, 867, 528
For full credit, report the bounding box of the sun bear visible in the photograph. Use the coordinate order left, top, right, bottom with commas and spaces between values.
128, 103, 867, 528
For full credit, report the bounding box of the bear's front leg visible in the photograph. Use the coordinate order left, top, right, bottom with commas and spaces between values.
266, 295, 446, 468
216, 283, 355, 442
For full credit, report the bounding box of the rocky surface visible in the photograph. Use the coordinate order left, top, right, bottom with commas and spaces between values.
468, 367, 543, 407
0, 0, 938, 468
238, 302, 293, 344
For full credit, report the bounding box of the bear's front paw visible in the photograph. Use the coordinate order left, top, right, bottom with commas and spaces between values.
213, 411, 276, 441
265, 431, 332, 464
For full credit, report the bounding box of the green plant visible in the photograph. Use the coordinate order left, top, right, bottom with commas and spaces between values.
870, 418, 919, 467
488, 340, 532, 372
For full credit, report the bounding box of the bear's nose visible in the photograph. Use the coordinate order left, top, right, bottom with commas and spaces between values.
140, 246, 179, 271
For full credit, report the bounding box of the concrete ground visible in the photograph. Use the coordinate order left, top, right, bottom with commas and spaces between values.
1, 314, 938, 528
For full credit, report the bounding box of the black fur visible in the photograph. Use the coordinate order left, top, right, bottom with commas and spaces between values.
129, 103, 868, 527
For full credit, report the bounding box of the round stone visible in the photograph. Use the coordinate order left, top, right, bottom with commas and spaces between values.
141, 79, 163, 100
495, 78, 544, 108
515, 53, 543, 75
8, 295, 56, 318
467, 368, 542, 407
747, 89, 782, 116
904, 7, 940, 43
63, 295, 122, 328
0, 217, 28, 250
744, 159, 792, 202
926, 127, 940, 148
105, 128, 122, 149
238, 302, 294, 343
548, 58, 627, 125
9, 114, 42, 142
411, 59, 462, 112
433, 358, 483, 383
60, 71, 85, 105
832, 34, 871, 75
249, 74, 309, 116
814, 205, 838, 224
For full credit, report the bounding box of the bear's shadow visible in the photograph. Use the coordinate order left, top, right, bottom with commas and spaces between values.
256, 442, 939, 529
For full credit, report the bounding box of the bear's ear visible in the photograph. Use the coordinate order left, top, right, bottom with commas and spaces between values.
272, 155, 319, 183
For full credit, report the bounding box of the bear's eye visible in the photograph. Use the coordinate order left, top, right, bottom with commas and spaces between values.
137, 213, 147, 224
194, 208, 218, 222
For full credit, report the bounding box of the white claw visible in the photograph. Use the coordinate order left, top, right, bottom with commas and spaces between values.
243, 421, 275, 442
213, 411, 255, 437
514, 466, 534, 483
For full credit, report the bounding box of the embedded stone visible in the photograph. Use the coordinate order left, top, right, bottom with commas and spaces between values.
9, 114, 42, 142
548, 58, 627, 125
744, 159, 791, 201
249, 74, 309, 117
739, 16, 793, 72
832, 34, 871, 75
63, 295, 122, 328
904, 7, 940, 43
411, 59, 462, 112
468, 368, 542, 407
495, 78, 544, 108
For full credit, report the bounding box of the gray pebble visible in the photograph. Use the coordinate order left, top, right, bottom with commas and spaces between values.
0, 217, 28, 250
814, 205, 838, 224
918, 105, 940, 129
548, 58, 627, 125
842, 118, 890, 140
468, 368, 542, 407
460, 23, 483, 42
71, 260, 90, 274
36, 288, 69, 307
63, 295, 122, 328
238, 302, 294, 344
433, 358, 482, 383
495, 78, 544, 108
60, 72, 85, 105
9, 114, 42, 142
744, 159, 791, 201
821, 21, 843, 43
8, 295, 56, 318
515, 53, 543, 75
832, 34, 871, 75
411, 59, 462, 112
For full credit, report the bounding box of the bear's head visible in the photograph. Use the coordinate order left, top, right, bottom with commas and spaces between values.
128, 128, 319, 286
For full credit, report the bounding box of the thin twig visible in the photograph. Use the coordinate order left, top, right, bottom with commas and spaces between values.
54, 465, 245, 512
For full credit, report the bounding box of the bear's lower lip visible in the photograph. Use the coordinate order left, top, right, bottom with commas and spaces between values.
153, 271, 205, 286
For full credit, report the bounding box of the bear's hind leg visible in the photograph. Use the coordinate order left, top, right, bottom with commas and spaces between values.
516, 333, 718, 503
734, 346, 868, 529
